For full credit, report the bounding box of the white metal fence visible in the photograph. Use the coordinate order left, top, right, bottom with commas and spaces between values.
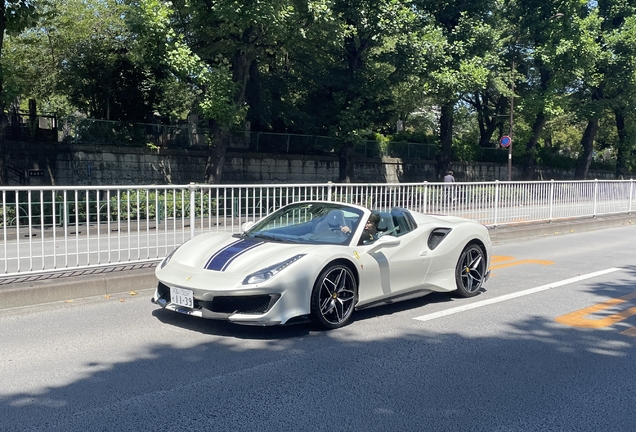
1, 180, 634, 277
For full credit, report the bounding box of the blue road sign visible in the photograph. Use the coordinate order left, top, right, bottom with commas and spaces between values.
500, 135, 512, 147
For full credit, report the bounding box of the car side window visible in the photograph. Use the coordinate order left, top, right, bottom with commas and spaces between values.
376, 212, 398, 238
390, 208, 417, 236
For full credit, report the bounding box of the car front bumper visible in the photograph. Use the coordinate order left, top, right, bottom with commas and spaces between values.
152, 282, 288, 325
152, 267, 315, 326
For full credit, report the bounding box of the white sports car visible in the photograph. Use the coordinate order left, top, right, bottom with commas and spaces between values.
153, 201, 491, 329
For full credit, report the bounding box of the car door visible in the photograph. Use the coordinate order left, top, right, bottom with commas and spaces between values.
357, 226, 431, 304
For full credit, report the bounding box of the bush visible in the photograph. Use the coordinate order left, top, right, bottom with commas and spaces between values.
0, 205, 17, 227
109, 189, 214, 221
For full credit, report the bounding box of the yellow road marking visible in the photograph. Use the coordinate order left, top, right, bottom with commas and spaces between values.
555, 291, 636, 329
491, 255, 515, 264
491, 259, 554, 270
489, 256, 554, 271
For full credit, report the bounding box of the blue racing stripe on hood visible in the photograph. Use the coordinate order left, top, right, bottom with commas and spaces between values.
204, 238, 264, 271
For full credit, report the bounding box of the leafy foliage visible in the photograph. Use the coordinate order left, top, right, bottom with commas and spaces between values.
2, 0, 636, 179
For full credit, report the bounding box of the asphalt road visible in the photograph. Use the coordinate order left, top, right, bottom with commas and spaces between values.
1, 224, 636, 431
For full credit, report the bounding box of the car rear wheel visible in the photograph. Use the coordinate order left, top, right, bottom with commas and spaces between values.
311, 264, 357, 329
454, 244, 486, 297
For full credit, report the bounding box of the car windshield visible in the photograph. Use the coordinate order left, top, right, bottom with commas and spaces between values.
241, 202, 364, 245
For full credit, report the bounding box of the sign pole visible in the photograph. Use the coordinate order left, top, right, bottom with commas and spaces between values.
508, 59, 515, 182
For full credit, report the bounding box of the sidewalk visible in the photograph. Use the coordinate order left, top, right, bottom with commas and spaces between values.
487, 213, 634, 241
0, 214, 633, 311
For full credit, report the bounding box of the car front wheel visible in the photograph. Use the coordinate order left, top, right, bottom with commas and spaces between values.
454, 244, 486, 297
311, 264, 357, 329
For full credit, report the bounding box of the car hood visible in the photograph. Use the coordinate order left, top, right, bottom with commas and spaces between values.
169, 232, 321, 274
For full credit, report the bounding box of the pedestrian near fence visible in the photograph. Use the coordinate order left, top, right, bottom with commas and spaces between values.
443, 170, 455, 209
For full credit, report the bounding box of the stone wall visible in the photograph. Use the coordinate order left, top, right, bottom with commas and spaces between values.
5, 142, 619, 186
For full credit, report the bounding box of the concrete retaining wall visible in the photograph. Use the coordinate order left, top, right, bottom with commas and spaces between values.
7, 142, 617, 186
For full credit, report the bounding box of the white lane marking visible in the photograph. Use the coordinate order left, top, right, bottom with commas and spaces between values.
413, 267, 622, 322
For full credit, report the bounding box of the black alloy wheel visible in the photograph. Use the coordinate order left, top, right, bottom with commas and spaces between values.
311, 264, 357, 329
454, 244, 486, 297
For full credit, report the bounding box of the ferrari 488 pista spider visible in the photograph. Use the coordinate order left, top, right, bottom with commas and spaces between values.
153, 201, 491, 329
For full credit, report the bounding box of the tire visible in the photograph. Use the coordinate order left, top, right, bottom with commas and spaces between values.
454, 244, 486, 298
310, 264, 357, 329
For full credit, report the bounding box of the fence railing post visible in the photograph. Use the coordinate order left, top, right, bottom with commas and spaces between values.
593, 179, 598, 218
422, 181, 428, 214
327, 182, 333, 202
549, 179, 555, 222
493, 180, 500, 226
189, 183, 197, 239
629, 178, 634, 215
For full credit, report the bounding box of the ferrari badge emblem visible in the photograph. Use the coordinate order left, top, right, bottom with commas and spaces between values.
353, 251, 360, 260
186, 276, 192, 281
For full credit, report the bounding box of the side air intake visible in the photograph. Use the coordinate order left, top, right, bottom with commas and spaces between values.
428, 228, 452, 250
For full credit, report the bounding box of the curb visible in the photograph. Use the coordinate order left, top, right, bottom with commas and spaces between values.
0, 265, 157, 311
1, 214, 634, 311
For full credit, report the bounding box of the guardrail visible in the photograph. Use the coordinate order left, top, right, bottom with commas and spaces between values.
1, 180, 634, 277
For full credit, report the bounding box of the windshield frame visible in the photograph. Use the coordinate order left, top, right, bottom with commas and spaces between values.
241, 202, 366, 246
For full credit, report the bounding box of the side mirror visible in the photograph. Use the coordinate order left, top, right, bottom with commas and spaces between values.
242, 221, 255, 232
366, 235, 401, 253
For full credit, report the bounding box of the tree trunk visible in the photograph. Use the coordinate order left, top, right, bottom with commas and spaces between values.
522, 111, 546, 180
614, 108, 629, 179
474, 93, 504, 148
203, 126, 227, 184
0, 4, 7, 185
522, 63, 552, 180
245, 50, 264, 131
574, 118, 599, 180
232, 54, 252, 107
208, 32, 257, 185
334, 28, 372, 184
338, 144, 355, 183
436, 102, 454, 178
0, 116, 6, 186
478, 115, 499, 148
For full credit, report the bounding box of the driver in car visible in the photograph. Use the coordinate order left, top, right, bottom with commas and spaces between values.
359, 212, 381, 244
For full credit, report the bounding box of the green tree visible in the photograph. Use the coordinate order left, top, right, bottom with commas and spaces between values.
135, 0, 306, 183
5, 0, 195, 121
602, 5, 636, 178
502, 1, 583, 180
564, 7, 605, 180
308, 0, 421, 181
54, 0, 158, 121
1, 0, 41, 185
412, 0, 495, 177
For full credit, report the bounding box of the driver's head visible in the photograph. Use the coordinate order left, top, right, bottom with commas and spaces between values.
367, 212, 380, 228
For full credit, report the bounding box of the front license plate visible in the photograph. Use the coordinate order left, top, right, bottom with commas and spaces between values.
170, 287, 194, 308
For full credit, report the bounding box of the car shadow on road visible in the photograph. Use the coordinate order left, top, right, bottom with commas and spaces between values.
151, 287, 487, 337
151, 308, 316, 339
352, 289, 480, 323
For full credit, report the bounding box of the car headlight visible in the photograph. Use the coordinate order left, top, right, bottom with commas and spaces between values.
242, 254, 306, 285
160, 245, 181, 269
